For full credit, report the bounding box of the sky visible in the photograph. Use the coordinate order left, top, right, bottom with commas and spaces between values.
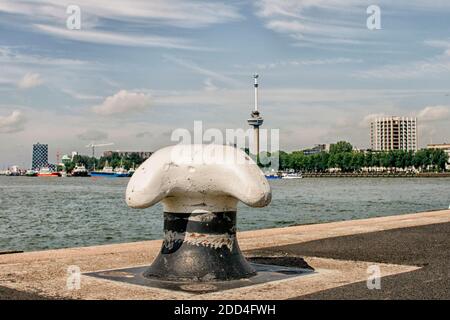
1, 0, 450, 167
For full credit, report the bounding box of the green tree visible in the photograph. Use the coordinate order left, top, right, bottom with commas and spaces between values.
394, 151, 406, 169
405, 151, 414, 168
278, 151, 290, 170
330, 141, 353, 154
64, 162, 75, 172
290, 152, 306, 171
341, 152, 353, 172
413, 150, 427, 171
429, 149, 448, 171
316, 152, 330, 172
353, 152, 365, 171
277, 146, 448, 174
327, 153, 337, 169
364, 152, 373, 168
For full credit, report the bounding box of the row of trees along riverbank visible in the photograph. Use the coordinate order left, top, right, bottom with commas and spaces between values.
61, 142, 448, 173
261, 141, 449, 173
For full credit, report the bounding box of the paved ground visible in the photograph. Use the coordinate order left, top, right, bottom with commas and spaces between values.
0, 210, 448, 300
0, 286, 49, 300
250, 222, 450, 299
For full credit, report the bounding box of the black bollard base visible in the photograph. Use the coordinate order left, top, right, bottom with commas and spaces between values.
85, 209, 315, 293
143, 211, 256, 281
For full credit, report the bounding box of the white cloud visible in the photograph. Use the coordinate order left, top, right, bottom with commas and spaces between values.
265, 19, 360, 39
203, 78, 218, 92
255, 57, 362, 70
354, 56, 450, 79
77, 129, 109, 141
254, 1, 450, 48
0, 110, 27, 133
424, 39, 450, 48
359, 113, 387, 128
164, 55, 242, 86
0, 1, 241, 28
0, 1, 241, 51
62, 88, 103, 101
254, 0, 369, 47
0, 47, 94, 94
136, 131, 153, 138
17, 72, 43, 89
417, 105, 450, 121
34, 24, 205, 50
92, 90, 151, 115
0, 46, 87, 67
352, 37, 450, 79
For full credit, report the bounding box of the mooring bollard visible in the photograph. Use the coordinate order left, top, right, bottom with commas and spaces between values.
126, 144, 271, 281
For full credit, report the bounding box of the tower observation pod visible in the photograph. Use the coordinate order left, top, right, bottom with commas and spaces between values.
247, 74, 264, 158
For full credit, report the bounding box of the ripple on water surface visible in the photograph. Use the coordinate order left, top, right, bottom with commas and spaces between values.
0, 176, 449, 251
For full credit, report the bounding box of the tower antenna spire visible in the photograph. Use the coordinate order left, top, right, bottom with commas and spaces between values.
253, 73, 259, 112
247, 73, 264, 159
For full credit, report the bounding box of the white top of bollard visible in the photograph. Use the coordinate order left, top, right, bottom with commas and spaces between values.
126, 144, 271, 213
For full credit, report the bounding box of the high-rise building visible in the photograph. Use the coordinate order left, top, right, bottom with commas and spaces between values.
370, 117, 417, 151
31, 143, 48, 169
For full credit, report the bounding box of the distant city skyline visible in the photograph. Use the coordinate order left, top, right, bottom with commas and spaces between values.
1, 1, 450, 167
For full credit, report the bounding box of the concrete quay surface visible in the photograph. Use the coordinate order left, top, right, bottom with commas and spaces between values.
0, 209, 449, 300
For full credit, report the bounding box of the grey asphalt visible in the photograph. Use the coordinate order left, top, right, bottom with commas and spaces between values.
1, 222, 448, 300
249, 222, 450, 299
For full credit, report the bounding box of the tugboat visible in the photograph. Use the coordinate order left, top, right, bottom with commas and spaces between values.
264, 171, 282, 180
0, 169, 12, 176
282, 172, 303, 179
114, 160, 129, 177
71, 164, 89, 177
25, 169, 38, 177
265, 174, 282, 180
114, 166, 129, 177
37, 167, 61, 177
127, 167, 135, 177
90, 161, 115, 177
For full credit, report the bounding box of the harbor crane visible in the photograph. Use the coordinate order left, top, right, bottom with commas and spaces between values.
86, 142, 114, 158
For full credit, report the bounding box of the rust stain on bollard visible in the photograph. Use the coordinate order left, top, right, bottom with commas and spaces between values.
164, 231, 235, 251
184, 232, 235, 251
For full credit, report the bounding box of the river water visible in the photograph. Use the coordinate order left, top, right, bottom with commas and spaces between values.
0, 176, 449, 252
